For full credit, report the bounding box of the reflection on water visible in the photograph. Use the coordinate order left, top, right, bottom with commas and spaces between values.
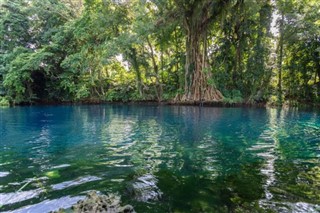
0, 189, 43, 206
0, 172, 9, 178
51, 176, 102, 191
0, 105, 320, 212
5, 196, 85, 213
51, 164, 71, 169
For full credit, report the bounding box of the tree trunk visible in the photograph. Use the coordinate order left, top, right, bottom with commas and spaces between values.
26, 81, 33, 102
233, 0, 244, 89
316, 53, 320, 98
314, 36, 320, 98
147, 36, 163, 102
182, 25, 223, 102
317, 72, 320, 99
174, 28, 183, 93
277, 13, 284, 104
173, 0, 230, 102
128, 47, 143, 97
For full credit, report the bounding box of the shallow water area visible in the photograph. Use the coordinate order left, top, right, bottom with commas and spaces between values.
0, 105, 320, 212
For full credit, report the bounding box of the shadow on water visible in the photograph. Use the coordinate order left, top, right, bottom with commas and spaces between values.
0, 105, 320, 212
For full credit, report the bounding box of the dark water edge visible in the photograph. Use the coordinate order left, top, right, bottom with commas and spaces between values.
1, 105, 320, 212
5, 98, 320, 111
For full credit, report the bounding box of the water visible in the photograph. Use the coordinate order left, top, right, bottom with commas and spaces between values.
0, 105, 319, 213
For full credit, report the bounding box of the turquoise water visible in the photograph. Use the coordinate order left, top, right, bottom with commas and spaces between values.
0, 105, 319, 212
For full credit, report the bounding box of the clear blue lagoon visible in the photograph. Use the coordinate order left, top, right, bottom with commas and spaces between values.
0, 105, 319, 212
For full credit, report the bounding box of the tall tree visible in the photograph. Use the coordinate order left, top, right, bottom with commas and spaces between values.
173, 0, 230, 101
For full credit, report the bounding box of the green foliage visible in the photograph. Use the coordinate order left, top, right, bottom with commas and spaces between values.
267, 95, 279, 106
0, 96, 9, 106
274, 0, 320, 104
223, 90, 244, 104
0, 0, 319, 105
105, 85, 139, 102
45, 170, 60, 178
213, 0, 273, 100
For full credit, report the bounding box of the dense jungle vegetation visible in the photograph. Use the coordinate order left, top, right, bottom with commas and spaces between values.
0, 0, 319, 106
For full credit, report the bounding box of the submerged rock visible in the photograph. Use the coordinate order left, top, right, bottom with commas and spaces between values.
72, 191, 135, 213
127, 174, 162, 202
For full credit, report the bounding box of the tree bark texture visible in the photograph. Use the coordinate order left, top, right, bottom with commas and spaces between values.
180, 2, 224, 101
182, 29, 223, 102
277, 13, 284, 103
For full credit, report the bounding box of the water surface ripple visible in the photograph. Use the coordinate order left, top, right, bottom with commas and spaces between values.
0, 105, 319, 212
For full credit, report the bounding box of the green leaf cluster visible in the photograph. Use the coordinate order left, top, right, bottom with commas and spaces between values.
0, 0, 319, 105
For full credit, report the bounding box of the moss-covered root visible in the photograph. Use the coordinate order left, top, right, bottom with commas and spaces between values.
73, 191, 135, 213
53, 191, 135, 213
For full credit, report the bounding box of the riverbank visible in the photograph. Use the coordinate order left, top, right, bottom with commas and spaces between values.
1, 95, 320, 109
